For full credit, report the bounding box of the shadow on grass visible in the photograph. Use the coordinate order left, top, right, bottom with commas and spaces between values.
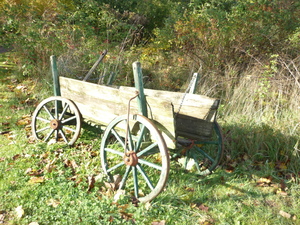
159, 121, 299, 207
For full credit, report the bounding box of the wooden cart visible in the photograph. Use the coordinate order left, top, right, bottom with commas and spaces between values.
31, 53, 224, 202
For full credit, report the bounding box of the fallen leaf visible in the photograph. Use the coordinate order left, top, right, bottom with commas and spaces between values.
256, 177, 272, 187
64, 159, 78, 169
279, 210, 291, 219
184, 186, 195, 192
0, 131, 10, 135
120, 211, 133, 221
104, 174, 122, 191
87, 175, 95, 192
12, 154, 21, 160
28, 176, 44, 184
152, 220, 166, 225
15, 206, 24, 218
25, 168, 43, 176
0, 211, 6, 223
44, 161, 56, 173
145, 202, 152, 210
46, 199, 60, 208
113, 190, 126, 202
197, 203, 209, 212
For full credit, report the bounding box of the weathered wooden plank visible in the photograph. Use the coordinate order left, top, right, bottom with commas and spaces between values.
120, 86, 219, 140
59, 77, 176, 148
120, 86, 219, 121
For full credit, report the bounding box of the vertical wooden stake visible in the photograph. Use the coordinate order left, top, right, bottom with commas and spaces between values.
132, 61, 148, 117
189, 73, 200, 94
50, 55, 61, 97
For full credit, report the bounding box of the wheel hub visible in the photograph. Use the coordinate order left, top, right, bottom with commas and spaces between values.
123, 151, 138, 166
50, 119, 61, 130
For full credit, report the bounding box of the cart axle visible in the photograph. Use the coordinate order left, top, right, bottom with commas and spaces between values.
124, 151, 138, 166
50, 119, 61, 130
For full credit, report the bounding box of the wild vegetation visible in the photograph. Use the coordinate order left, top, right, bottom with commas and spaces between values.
0, 0, 300, 224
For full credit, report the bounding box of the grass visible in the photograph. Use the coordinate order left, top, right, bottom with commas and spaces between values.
1, 53, 300, 224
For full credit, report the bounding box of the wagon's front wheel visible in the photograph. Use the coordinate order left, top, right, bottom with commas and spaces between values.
31, 96, 81, 145
100, 114, 170, 203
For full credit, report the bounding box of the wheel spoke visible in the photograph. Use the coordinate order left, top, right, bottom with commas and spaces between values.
36, 116, 50, 123
44, 129, 55, 142
136, 164, 154, 190
197, 140, 219, 145
119, 166, 132, 190
36, 126, 50, 133
55, 100, 59, 119
61, 115, 77, 124
132, 166, 139, 198
59, 104, 70, 120
135, 124, 146, 152
59, 129, 68, 143
63, 125, 76, 133
42, 105, 55, 120
126, 126, 134, 151
111, 128, 125, 149
194, 146, 215, 163
104, 148, 124, 157
138, 158, 162, 171
192, 154, 202, 172
107, 161, 125, 173
137, 142, 158, 157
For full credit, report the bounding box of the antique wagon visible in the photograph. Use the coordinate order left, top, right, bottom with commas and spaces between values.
31, 52, 224, 202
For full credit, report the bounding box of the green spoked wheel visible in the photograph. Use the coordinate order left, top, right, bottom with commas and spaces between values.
31, 96, 81, 145
180, 122, 224, 176
100, 114, 170, 203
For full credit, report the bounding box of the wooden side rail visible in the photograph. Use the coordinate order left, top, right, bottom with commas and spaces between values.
59, 76, 176, 148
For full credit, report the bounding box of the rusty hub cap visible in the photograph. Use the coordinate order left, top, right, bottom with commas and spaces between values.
50, 119, 61, 130
123, 151, 138, 166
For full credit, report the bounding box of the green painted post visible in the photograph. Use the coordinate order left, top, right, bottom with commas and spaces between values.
132, 61, 148, 117
189, 73, 200, 94
106, 72, 116, 85
50, 55, 61, 97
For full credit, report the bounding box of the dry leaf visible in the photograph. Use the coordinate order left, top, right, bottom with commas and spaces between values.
28, 222, 39, 225
113, 190, 126, 202
12, 154, 21, 160
25, 168, 43, 176
197, 203, 209, 212
87, 175, 95, 192
152, 220, 166, 225
145, 202, 152, 210
279, 210, 291, 219
0, 211, 6, 223
256, 177, 272, 187
15, 206, 24, 218
29, 176, 44, 184
46, 199, 60, 208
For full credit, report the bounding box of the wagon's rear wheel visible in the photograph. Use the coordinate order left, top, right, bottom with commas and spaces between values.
100, 114, 170, 203
31, 96, 81, 145
181, 122, 224, 175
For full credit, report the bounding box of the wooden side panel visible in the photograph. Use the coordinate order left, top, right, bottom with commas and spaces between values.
120, 86, 219, 121
120, 86, 220, 140
59, 77, 176, 148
